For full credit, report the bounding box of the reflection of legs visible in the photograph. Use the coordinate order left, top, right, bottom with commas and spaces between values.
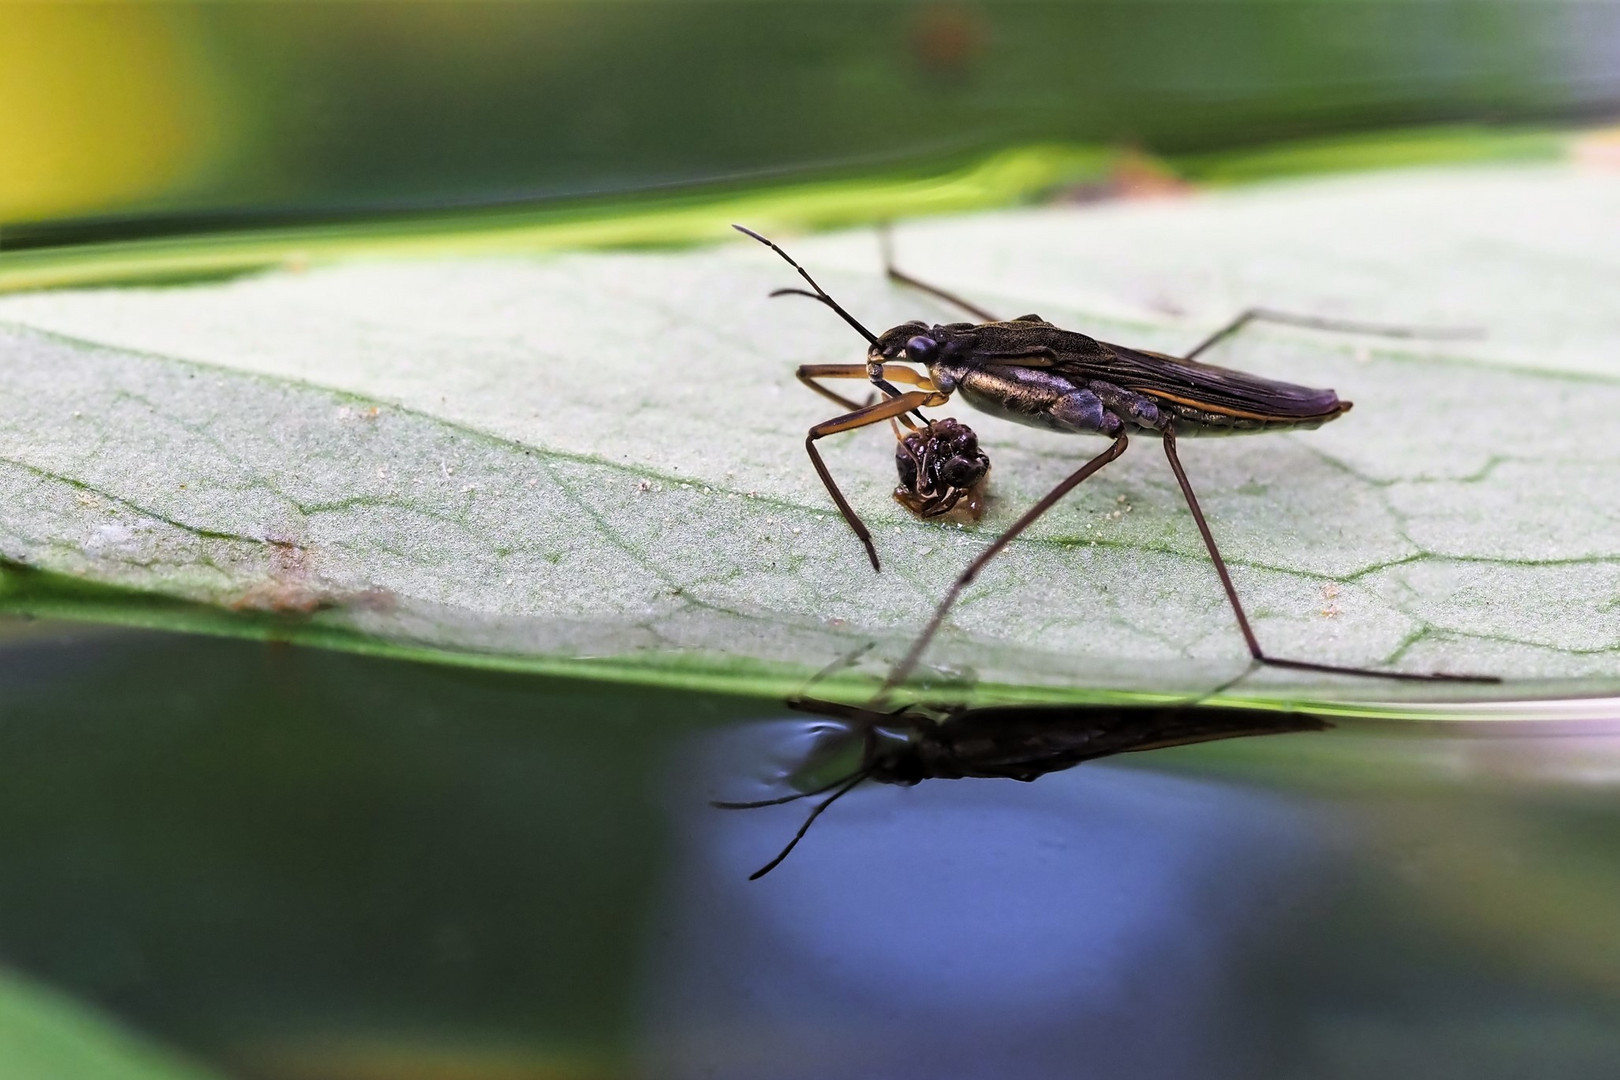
797, 642, 875, 695
809, 390, 950, 571
782, 644, 887, 720
880, 225, 1000, 323
1183, 307, 1480, 363
879, 434, 1131, 697
1160, 426, 1497, 683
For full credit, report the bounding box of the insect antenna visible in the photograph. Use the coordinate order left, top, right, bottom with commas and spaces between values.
733, 225, 881, 348
743, 768, 872, 881
771, 286, 907, 362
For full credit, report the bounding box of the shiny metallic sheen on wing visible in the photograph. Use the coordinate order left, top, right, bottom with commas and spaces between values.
1060, 337, 1349, 424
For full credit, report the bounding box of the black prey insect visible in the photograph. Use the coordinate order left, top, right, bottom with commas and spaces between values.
893, 416, 990, 521
715, 679, 1330, 879
793, 324, 993, 522
735, 224, 1495, 686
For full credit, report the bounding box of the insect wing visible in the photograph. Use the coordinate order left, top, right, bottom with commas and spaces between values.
917, 704, 1331, 781
1062, 341, 1347, 422
963, 703, 1328, 756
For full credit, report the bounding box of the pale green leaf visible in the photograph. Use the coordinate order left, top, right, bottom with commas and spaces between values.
2, 160, 1617, 708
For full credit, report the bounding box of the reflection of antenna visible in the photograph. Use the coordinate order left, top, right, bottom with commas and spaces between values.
712, 640, 884, 879
710, 768, 862, 812
714, 764, 874, 880
733, 225, 881, 348
741, 769, 874, 880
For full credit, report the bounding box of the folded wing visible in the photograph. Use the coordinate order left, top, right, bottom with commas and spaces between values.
1062, 341, 1347, 421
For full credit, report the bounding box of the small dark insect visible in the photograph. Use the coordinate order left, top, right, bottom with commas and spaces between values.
893, 416, 990, 520
734, 224, 1495, 686
715, 687, 1331, 880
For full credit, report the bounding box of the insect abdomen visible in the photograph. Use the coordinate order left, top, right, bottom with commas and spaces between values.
954, 368, 1122, 436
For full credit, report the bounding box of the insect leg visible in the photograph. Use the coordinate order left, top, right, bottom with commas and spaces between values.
1182, 307, 1481, 363
1160, 425, 1498, 683
810, 389, 951, 571
878, 433, 1131, 697
797, 363, 940, 418
798, 367, 871, 411
880, 225, 1002, 322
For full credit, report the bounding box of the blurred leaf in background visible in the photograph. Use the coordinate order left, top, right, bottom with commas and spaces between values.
0, 5, 233, 225
0, 963, 222, 1080
5, 1, 1620, 242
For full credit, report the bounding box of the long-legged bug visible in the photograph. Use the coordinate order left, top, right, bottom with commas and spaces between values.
713, 655, 1330, 880
735, 224, 1496, 686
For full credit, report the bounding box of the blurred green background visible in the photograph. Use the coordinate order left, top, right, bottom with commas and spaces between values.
5, 0, 1620, 244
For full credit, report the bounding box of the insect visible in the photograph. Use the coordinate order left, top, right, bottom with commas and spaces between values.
796, 328, 993, 522
714, 681, 1331, 880
735, 224, 1495, 686
893, 416, 990, 520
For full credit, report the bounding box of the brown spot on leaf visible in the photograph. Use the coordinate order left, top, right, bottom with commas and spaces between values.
228, 538, 394, 616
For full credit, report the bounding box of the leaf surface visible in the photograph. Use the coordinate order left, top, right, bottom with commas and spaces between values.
2, 161, 1618, 707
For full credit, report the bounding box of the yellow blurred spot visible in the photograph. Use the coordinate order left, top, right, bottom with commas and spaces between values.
0, 6, 227, 222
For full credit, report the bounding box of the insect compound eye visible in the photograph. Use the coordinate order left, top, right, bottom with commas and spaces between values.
905, 335, 939, 362
939, 454, 988, 488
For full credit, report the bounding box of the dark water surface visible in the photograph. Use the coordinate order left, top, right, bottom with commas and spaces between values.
1, 623, 1617, 1078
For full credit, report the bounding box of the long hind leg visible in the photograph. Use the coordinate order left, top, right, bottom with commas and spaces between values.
1160, 424, 1496, 683
880, 225, 1001, 322
876, 433, 1131, 698
1182, 307, 1479, 362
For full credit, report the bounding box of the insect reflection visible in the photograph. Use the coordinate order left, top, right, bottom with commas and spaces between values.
715, 684, 1329, 880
